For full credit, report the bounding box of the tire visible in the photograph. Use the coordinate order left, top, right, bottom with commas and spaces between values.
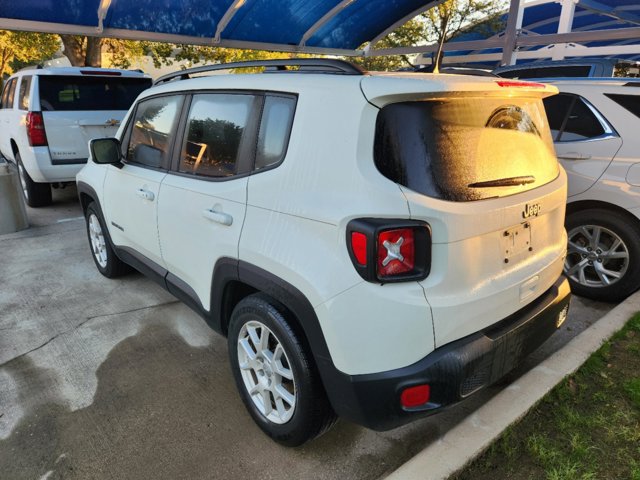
16, 152, 52, 207
228, 293, 337, 446
85, 202, 131, 278
564, 208, 640, 302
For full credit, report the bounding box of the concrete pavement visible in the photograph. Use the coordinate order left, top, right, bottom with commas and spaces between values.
0, 186, 615, 480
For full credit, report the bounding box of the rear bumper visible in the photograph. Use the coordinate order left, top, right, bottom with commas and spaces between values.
323, 275, 571, 431
19, 146, 85, 183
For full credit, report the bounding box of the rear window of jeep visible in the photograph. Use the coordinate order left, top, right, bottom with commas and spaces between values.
374, 97, 559, 202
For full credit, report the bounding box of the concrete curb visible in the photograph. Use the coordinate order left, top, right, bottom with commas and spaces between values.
385, 290, 640, 480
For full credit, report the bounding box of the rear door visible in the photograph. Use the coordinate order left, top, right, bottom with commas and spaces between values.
543, 92, 622, 197
38, 74, 151, 164
373, 93, 567, 347
0, 77, 17, 158
103, 94, 183, 267
157, 92, 262, 311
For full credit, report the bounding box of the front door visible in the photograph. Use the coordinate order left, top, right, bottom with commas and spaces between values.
102, 94, 184, 267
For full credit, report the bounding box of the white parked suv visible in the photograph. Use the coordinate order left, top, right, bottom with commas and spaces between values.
0, 66, 151, 207
77, 59, 571, 446
541, 78, 640, 302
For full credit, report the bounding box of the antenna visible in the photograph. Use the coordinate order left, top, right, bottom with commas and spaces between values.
433, 14, 450, 75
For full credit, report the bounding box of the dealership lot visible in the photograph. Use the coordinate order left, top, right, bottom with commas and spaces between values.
0, 186, 613, 480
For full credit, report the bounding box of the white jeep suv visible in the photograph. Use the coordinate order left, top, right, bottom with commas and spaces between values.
541, 78, 640, 302
77, 59, 571, 446
0, 66, 151, 207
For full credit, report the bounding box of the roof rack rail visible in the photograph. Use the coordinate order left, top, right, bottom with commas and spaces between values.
154, 58, 365, 85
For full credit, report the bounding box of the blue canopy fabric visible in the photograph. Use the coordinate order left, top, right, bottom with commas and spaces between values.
0, 0, 441, 53
444, 0, 640, 64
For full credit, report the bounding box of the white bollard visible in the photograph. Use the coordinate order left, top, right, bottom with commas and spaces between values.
0, 160, 29, 234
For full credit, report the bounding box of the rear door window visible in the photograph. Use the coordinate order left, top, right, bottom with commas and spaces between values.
18, 76, 32, 110
179, 93, 257, 178
374, 97, 558, 202
38, 76, 151, 111
543, 93, 608, 142
605, 93, 640, 118
2, 78, 17, 109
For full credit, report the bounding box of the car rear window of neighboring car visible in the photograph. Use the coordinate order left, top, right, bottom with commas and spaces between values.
497, 65, 592, 79
543, 94, 607, 141
374, 97, 559, 202
38, 76, 151, 111
605, 93, 640, 119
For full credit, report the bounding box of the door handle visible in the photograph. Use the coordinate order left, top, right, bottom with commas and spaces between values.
136, 188, 155, 201
202, 208, 233, 226
558, 153, 591, 160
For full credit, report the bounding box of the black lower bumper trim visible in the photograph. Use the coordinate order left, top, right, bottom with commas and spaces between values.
322, 275, 571, 431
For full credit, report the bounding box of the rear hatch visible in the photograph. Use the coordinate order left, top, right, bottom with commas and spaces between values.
38, 74, 151, 164
364, 75, 567, 347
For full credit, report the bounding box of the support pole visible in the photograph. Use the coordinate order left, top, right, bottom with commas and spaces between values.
501, 0, 522, 66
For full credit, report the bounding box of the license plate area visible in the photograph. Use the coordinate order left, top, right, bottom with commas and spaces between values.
501, 222, 532, 262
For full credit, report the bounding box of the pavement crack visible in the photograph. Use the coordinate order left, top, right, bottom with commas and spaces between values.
0, 300, 180, 369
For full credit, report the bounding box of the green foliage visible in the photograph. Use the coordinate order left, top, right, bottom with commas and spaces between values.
0, 30, 59, 82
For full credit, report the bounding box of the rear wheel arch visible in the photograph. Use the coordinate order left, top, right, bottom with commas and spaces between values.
566, 199, 640, 225
210, 260, 339, 396
10, 139, 19, 158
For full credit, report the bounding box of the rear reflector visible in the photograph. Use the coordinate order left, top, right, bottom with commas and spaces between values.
401, 384, 430, 408
26, 112, 48, 147
351, 232, 368, 266
80, 70, 122, 76
496, 80, 545, 89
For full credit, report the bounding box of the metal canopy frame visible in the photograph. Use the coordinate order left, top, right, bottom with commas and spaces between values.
383, 0, 640, 66
0, 0, 638, 63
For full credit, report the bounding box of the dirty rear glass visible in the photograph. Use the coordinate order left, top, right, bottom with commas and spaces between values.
38, 76, 151, 111
374, 97, 559, 202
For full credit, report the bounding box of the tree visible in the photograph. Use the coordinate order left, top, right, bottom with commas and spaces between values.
351, 0, 507, 71
0, 30, 59, 84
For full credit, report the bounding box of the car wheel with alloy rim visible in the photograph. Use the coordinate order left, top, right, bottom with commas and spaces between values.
565, 208, 640, 302
228, 294, 336, 446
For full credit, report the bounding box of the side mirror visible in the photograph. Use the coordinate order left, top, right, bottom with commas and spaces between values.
90, 138, 122, 165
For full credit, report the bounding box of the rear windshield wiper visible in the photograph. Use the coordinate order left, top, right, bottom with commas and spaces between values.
468, 176, 535, 188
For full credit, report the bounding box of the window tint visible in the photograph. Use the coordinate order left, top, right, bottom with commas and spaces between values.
179, 94, 254, 178
18, 76, 32, 110
38, 76, 151, 111
126, 95, 182, 169
0, 80, 10, 108
3, 79, 17, 109
498, 66, 591, 79
543, 94, 574, 140
255, 96, 296, 170
605, 93, 640, 119
560, 97, 605, 141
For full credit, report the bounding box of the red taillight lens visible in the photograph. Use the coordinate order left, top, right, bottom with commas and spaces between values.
351, 232, 368, 266
377, 228, 415, 278
496, 80, 545, 89
27, 112, 48, 147
401, 384, 430, 408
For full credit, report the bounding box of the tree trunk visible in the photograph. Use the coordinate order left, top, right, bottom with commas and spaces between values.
85, 37, 102, 67
59, 35, 103, 67
59, 35, 85, 66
